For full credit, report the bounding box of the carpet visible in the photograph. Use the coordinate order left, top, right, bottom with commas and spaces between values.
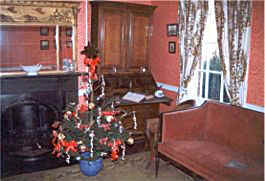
2, 152, 194, 181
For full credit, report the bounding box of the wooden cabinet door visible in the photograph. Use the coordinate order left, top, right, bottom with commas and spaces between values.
99, 9, 127, 72
91, 2, 156, 73
128, 12, 151, 70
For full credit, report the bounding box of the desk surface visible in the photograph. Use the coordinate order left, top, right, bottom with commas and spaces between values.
119, 96, 172, 106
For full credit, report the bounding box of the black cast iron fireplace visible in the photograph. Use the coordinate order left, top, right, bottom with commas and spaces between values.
2, 94, 58, 160
0, 72, 81, 178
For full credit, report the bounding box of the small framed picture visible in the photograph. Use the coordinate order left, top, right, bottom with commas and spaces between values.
40, 40, 49, 50
168, 41, 176, 54
66, 40, 72, 48
40, 27, 49, 36
167, 24, 178, 37
65, 27, 72, 37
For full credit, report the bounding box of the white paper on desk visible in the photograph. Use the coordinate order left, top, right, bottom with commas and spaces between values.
122, 92, 145, 103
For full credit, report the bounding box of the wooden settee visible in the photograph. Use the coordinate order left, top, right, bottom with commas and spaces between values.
155, 101, 264, 181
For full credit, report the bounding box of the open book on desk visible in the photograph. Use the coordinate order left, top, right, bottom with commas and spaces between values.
122, 92, 146, 103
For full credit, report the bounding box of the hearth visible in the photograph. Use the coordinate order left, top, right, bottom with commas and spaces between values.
0, 72, 81, 178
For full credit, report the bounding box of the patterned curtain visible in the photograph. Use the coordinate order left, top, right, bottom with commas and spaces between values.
215, 1, 252, 105
178, 0, 208, 102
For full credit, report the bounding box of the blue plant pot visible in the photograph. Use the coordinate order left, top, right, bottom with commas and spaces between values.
80, 152, 103, 176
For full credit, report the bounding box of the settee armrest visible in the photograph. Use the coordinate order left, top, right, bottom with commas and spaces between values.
160, 101, 208, 143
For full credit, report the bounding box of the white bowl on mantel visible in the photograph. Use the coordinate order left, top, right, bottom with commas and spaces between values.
21, 64, 42, 75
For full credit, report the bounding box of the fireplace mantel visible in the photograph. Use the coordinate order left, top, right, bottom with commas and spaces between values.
0, 71, 82, 79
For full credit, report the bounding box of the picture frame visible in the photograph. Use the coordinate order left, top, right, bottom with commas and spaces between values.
40, 27, 49, 36
40, 40, 49, 50
65, 27, 72, 37
167, 24, 178, 37
168, 41, 176, 54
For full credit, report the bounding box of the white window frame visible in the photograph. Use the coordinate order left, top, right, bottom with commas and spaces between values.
196, 0, 227, 103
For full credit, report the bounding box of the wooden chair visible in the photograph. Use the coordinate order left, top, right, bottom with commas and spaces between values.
144, 99, 196, 169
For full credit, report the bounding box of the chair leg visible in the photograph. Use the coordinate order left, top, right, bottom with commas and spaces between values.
155, 153, 159, 178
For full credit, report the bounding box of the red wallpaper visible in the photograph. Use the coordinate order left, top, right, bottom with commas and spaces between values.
150, 1, 178, 86
150, 1, 178, 110
77, 0, 88, 73
247, 1, 264, 107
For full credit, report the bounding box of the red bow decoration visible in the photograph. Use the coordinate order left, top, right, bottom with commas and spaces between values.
108, 139, 122, 161
51, 130, 78, 157
63, 140, 78, 153
51, 131, 63, 157
84, 57, 100, 80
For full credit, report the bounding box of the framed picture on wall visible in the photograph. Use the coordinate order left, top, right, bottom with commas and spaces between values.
167, 24, 178, 37
40, 27, 49, 36
40, 40, 49, 50
168, 41, 176, 54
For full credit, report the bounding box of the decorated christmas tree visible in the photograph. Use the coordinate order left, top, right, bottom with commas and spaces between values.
51, 42, 135, 164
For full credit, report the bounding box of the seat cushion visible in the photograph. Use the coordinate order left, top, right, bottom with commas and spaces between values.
158, 141, 264, 181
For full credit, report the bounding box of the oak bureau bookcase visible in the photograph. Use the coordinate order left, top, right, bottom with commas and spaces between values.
90, 1, 171, 153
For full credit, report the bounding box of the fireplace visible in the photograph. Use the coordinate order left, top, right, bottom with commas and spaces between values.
2, 94, 58, 160
1, 72, 81, 177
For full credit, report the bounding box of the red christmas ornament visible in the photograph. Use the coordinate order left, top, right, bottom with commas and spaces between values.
79, 104, 88, 113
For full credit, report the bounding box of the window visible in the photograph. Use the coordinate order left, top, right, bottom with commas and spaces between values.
196, 0, 229, 103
